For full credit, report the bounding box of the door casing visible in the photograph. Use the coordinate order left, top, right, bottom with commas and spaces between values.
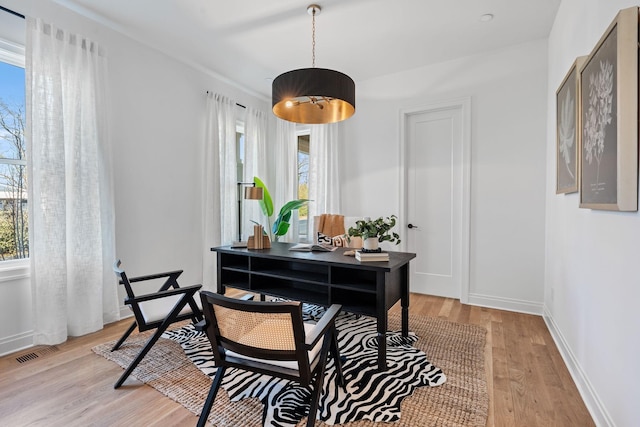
398, 98, 471, 303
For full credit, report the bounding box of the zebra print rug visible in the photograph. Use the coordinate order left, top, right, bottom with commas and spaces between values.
93, 312, 488, 426
162, 307, 446, 426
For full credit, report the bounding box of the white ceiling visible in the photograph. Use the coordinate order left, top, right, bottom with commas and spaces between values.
57, 0, 561, 99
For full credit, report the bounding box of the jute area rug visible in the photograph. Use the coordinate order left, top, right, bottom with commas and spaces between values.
93, 313, 488, 427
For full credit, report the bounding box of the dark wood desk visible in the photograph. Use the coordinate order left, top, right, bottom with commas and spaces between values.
211, 242, 416, 370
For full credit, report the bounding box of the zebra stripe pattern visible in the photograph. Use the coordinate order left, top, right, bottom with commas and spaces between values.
164, 306, 446, 427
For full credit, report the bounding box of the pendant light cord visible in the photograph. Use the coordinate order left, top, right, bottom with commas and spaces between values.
311, 8, 316, 68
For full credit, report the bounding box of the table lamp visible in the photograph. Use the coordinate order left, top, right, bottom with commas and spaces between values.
232, 182, 263, 248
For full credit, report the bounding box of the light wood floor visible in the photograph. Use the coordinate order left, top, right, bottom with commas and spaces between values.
0, 294, 594, 426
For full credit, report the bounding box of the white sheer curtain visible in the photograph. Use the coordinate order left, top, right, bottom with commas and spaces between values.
243, 107, 268, 239
308, 123, 342, 238
273, 119, 299, 242
202, 93, 236, 288
26, 18, 118, 345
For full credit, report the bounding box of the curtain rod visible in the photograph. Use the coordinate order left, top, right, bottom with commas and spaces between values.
205, 91, 246, 109
0, 5, 25, 19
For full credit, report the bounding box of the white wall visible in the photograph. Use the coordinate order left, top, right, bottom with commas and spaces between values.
0, 0, 271, 354
545, 1, 640, 425
0, 262, 31, 355
341, 39, 548, 313
1, 4, 633, 424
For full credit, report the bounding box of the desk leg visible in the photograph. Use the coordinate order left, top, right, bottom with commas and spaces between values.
376, 271, 387, 371
401, 264, 410, 337
402, 305, 409, 337
377, 329, 387, 371
216, 253, 225, 295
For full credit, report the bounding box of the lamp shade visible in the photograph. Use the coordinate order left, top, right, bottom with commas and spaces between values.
244, 186, 263, 200
272, 68, 355, 124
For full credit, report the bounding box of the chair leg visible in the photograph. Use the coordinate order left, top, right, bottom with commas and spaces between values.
197, 366, 226, 427
111, 321, 137, 352
114, 299, 189, 389
114, 325, 166, 389
329, 327, 345, 389
307, 335, 332, 427
187, 297, 204, 323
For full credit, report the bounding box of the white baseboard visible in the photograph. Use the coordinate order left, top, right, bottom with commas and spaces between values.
119, 305, 132, 319
466, 292, 543, 315
543, 307, 614, 427
411, 283, 459, 299
0, 330, 33, 357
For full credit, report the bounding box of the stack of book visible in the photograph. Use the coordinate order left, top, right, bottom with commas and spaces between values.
355, 250, 389, 262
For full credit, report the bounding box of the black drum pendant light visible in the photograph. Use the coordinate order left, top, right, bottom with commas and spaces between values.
272, 4, 355, 124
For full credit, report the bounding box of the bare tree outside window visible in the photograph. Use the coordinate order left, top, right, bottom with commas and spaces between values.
0, 98, 28, 260
297, 134, 309, 220
295, 133, 310, 241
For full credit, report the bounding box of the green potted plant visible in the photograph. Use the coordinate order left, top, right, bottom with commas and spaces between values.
348, 215, 401, 251
252, 176, 309, 242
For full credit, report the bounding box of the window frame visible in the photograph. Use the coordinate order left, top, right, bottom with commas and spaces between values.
0, 35, 28, 268
235, 120, 245, 181
295, 127, 311, 242
0, 38, 24, 68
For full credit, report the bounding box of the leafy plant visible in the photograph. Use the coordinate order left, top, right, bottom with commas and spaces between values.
252, 176, 310, 241
348, 215, 401, 245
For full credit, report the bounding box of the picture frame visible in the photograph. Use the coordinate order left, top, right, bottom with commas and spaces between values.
556, 56, 586, 194
578, 6, 638, 211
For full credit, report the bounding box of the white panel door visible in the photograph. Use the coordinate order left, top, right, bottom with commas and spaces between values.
404, 104, 467, 299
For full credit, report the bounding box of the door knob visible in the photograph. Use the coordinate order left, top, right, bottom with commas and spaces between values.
407, 223, 419, 229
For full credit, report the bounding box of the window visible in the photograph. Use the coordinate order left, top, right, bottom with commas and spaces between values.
235, 121, 309, 242
236, 121, 245, 181
297, 132, 310, 241
0, 35, 28, 261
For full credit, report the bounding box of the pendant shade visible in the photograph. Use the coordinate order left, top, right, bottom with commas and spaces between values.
272, 67, 355, 124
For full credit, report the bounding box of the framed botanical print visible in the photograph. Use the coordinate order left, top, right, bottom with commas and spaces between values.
556, 56, 586, 194
579, 6, 638, 211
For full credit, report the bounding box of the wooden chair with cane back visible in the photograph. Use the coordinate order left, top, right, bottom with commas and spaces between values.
196, 291, 344, 427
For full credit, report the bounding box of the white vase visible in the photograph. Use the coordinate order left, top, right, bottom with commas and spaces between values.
363, 237, 379, 251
